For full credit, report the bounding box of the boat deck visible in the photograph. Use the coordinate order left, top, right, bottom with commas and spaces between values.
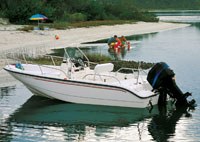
5, 63, 154, 98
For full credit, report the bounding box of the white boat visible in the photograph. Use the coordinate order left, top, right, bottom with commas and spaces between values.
4, 47, 160, 108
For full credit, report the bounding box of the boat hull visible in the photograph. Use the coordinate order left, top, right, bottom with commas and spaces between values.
5, 69, 159, 108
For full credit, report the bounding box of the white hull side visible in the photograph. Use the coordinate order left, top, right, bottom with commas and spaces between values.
8, 71, 159, 108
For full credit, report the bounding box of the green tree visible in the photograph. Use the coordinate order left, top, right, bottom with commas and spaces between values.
1, 0, 162, 24
82, 0, 107, 20
5, 0, 55, 24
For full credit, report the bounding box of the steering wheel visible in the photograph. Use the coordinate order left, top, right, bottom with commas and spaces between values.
77, 58, 85, 68
70, 57, 85, 68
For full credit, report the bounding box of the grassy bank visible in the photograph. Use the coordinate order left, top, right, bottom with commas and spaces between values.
9, 51, 153, 71
18, 20, 136, 31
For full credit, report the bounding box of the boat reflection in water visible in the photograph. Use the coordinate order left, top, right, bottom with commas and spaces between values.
9, 96, 158, 126
6, 96, 194, 141
148, 105, 194, 142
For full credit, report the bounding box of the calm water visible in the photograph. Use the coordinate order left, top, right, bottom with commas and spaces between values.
154, 10, 200, 23
1, 18, 200, 142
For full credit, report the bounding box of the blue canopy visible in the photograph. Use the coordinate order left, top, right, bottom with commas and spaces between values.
29, 14, 48, 20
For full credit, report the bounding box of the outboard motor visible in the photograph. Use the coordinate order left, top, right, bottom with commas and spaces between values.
147, 62, 196, 107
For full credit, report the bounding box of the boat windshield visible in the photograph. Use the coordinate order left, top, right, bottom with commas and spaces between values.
63, 47, 90, 67
64, 48, 83, 59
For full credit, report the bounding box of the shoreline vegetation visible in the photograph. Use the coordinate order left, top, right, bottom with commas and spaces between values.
6, 52, 154, 71
19, 20, 138, 31
0, 1, 159, 25
1, 1, 199, 28
1, 0, 199, 26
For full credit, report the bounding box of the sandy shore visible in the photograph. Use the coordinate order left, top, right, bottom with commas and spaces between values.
0, 22, 189, 51
0, 22, 190, 87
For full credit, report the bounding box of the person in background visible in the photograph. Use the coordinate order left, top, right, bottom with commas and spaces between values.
114, 35, 121, 49
107, 35, 117, 48
119, 35, 128, 48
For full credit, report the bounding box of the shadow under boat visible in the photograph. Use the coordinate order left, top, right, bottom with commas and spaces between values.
8, 95, 168, 127
5, 96, 195, 142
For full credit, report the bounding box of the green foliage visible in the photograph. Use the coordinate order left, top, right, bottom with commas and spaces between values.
68, 13, 87, 22
52, 22, 70, 30
86, 54, 112, 63
17, 26, 34, 32
1, 0, 200, 25
112, 61, 154, 71
132, 0, 200, 10
86, 53, 154, 71
30, 56, 63, 66
1, 0, 159, 24
82, 0, 107, 20
0, 10, 5, 17
3, 0, 55, 24
68, 20, 135, 28
22, 53, 153, 70
84, 53, 154, 70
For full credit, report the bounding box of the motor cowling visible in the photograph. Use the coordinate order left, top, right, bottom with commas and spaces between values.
147, 62, 196, 107
147, 62, 175, 90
